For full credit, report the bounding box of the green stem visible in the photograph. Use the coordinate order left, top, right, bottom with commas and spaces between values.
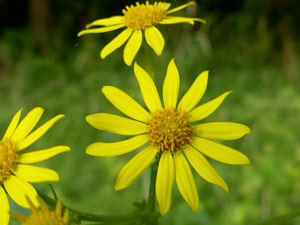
252, 209, 300, 225
143, 152, 162, 225
37, 190, 139, 224
147, 153, 161, 211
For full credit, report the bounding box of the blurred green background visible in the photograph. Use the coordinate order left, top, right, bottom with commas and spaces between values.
1, 0, 300, 224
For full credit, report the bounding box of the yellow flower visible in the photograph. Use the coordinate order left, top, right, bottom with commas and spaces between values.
0, 107, 70, 225
85, 59, 250, 214
78, 1, 205, 66
10, 196, 69, 225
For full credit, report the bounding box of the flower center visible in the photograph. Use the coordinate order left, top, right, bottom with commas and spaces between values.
147, 108, 193, 152
0, 139, 18, 184
122, 1, 168, 30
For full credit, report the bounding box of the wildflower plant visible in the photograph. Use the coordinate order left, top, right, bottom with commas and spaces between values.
85, 59, 250, 214
0, 107, 70, 225
78, 1, 206, 66
3, 1, 261, 225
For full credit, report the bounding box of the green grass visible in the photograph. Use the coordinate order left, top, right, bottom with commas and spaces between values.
1, 22, 300, 225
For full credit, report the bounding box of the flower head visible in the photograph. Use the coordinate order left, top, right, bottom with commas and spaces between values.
0, 107, 70, 225
10, 196, 69, 225
78, 1, 206, 66
85, 59, 250, 214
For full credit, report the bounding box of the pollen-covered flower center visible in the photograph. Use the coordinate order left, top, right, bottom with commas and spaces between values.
147, 108, 193, 152
122, 1, 168, 30
23, 211, 68, 225
0, 139, 18, 184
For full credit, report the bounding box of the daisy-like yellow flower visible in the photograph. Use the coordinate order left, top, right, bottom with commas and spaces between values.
10, 196, 69, 225
78, 1, 206, 66
85, 59, 250, 214
0, 107, 70, 225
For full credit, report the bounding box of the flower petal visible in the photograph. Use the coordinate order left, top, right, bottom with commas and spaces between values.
192, 137, 250, 165
177, 71, 208, 112
167, 1, 196, 14
85, 16, 125, 28
4, 175, 39, 208
115, 146, 157, 190
163, 58, 180, 108
3, 108, 23, 140
145, 26, 165, 56
194, 122, 250, 140
123, 30, 142, 66
78, 24, 125, 37
134, 63, 162, 112
14, 165, 59, 183
10, 107, 44, 145
100, 28, 133, 59
189, 91, 232, 122
102, 86, 148, 122
156, 151, 174, 215
0, 186, 9, 225
18, 114, 65, 150
184, 145, 228, 192
19, 146, 70, 163
174, 151, 199, 212
160, 17, 195, 25
86, 113, 147, 135
86, 135, 149, 157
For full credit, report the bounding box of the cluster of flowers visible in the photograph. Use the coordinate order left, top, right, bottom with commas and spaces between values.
0, 1, 250, 225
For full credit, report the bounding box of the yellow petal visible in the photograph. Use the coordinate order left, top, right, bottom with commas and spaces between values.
115, 146, 157, 190
10, 107, 44, 144
189, 91, 232, 122
102, 86, 148, 122
173, 151, 199, 212
86, 135, 149, 157
177, 71, 208, 112
19, 145, 71, 163
192, 137, 250, 165
18, 114, 65, 150
123, 30, 142, 66
160, 17, 194, 25
134, 63, 162, 112
163, 58, 180, 108
78, 24, 125, 37
145, 26, 165, 56
0, 186, 9, 225
167, 1, 196, 14
4, 175, 39, 208
101, 28, 133, 59
3, 108, 23, 140
156, 151, 174, 215
86, 16, 125, 28
161, 16, 206, 25
19, 146, 70, 163
194, 122, 250, 140
14, 165, 59, 183
86, 113, 147, 135
184, 145, 228, 192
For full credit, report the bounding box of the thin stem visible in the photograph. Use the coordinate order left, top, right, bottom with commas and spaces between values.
252, 209, 300, 225
143, 152, 162, 225
147, 153, 161, 211
37, 190, 140, 223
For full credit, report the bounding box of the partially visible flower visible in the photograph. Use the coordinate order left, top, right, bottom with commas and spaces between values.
85, 59, 250, 214
10, 196, 69, 225
0, 107, 70, 225
78, 1, 205, 66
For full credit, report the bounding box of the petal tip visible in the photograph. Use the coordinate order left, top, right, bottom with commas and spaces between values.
159, 207, 169, 215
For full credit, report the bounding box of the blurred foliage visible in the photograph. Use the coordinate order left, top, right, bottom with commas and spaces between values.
0, 0, 300, 225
